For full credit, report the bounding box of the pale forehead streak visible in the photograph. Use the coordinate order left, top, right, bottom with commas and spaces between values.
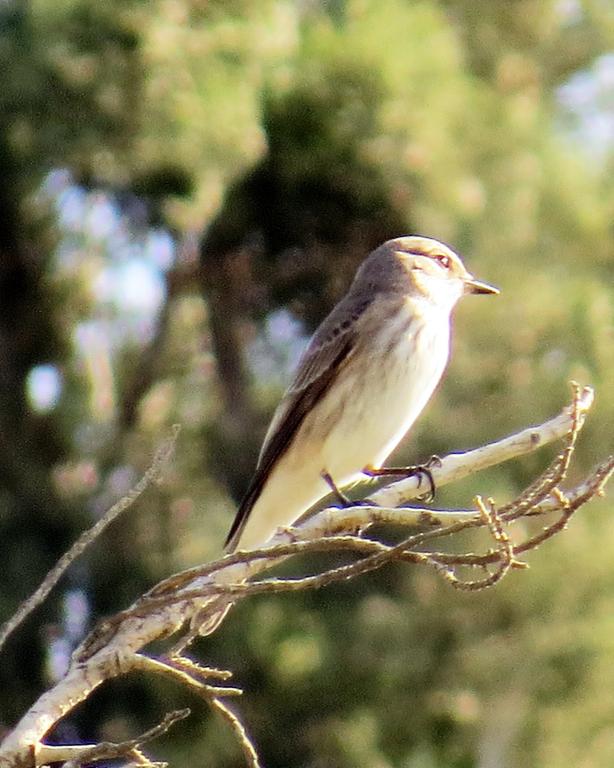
394, 237, 457, 258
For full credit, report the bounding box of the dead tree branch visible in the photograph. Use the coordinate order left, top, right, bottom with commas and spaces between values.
0, 384, 611, 768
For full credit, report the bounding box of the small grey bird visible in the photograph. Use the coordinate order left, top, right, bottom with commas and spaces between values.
225, 236, 498, 552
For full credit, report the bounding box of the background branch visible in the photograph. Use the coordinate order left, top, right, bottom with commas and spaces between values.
0, 426, 180, 652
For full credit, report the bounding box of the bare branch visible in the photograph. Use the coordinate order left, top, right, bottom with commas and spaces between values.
0, 426, 180, 653
119, 459, 610, 614
36, 709, 189, 768
362, 382, 593, 510
208, 697, 262, 768
0, 385, 611, 768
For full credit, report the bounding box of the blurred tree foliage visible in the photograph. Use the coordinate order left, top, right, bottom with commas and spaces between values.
0, 0, 613, 766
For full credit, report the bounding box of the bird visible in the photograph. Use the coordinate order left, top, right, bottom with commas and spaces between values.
225, 235, 498, 553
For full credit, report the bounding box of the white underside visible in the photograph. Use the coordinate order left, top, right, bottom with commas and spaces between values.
235, 300, 452, 550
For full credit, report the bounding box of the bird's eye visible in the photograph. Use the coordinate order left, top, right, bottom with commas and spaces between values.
433, 253, 451, 269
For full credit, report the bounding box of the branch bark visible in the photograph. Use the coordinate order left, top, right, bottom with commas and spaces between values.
0, 385, 611, 768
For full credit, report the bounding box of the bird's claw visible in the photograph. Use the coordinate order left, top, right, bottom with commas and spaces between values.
321, 470, 352, 507
362, 455, 442, 502
414, 454, 442, 502
321, 470, 379, 509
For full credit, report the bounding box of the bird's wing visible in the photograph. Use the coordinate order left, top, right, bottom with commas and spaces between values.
224, 295, 372, 551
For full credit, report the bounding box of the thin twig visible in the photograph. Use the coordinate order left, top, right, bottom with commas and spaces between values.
131, 654, 243, 698
499, 381, 583, 521
209, 698, 261, 768
37, 709, 190, 767
439, 496, 515, 592
130, 655, 258, 765
0, 426, 180, 653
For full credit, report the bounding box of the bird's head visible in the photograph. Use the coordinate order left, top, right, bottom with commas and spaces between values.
389, 235, 499, 308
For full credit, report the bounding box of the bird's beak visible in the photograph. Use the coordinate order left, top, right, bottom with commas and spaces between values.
463, 276, 499, 296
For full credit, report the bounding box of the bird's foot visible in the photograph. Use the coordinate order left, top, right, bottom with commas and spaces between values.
321, 470, 376, 509
362, 455, 442, 502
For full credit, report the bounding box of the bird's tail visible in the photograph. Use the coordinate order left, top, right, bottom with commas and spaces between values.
224, 475, 265, 552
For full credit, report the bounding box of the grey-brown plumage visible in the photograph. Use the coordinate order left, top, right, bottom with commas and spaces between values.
225, 236, 497, 552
